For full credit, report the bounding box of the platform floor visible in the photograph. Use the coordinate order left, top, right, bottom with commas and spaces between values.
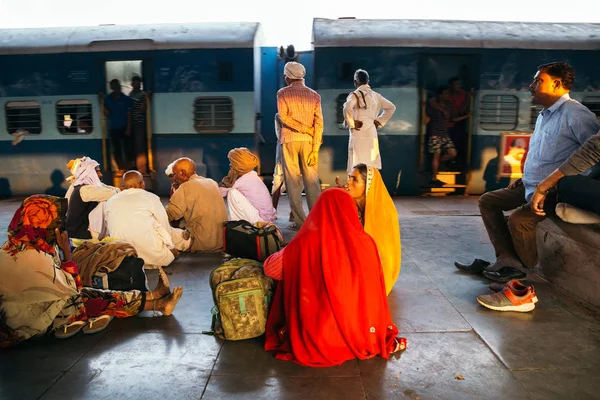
1, 196, 599, 400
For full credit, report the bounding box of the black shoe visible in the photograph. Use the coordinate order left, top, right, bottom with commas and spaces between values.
482, 267, 527, 283
454, 258, 491, 274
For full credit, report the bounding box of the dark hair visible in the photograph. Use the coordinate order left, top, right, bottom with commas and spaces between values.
110, 79, 120, 85
352, 163, 368, 184
448, 76, 461, 85
132, 76, 142, 83
537, 62, 575, 90
436, 85, 450, 96
354, 69, 369, 85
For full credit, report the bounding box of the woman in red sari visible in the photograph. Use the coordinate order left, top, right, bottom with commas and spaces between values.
263, 188, 406, 367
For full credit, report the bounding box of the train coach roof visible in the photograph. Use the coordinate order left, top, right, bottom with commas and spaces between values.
0, 22, 262, 55
312, 18, 600, 50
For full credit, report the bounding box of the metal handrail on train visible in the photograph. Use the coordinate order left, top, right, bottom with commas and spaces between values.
98, 92, 108, 173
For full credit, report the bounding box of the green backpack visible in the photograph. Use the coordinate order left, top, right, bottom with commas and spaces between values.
207, 258, 274, 340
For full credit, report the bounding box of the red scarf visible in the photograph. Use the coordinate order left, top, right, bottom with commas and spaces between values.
265, 188, 401, 367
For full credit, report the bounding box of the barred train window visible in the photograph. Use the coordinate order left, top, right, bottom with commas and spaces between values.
479, 95, 519, 131
336, 93, 348, 127
5, 101, 42, 135
530, 102, 543, 131
193, 97, 234, 133
582, 96, 600, 119
56, 100, 93, 134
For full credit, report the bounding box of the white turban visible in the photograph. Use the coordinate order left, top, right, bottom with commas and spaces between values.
284, 62, 306, 80
165, 161, 176, 176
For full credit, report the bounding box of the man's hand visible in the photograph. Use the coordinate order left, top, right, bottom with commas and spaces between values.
507, 178, 523, 190
530, 192, 547, 216
55, 228, 72, 261
307, 151, 318, 167
374, 120, 382, 129
335, 176, 344, 188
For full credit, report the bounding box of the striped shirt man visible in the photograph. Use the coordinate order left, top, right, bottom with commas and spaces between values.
277, 81, 323, 152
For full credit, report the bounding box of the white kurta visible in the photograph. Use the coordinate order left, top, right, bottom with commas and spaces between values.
343, 84, 396, 172
104, 188, 190, 268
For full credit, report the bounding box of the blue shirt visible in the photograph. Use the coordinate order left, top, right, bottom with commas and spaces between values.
104, 93, 132, 130
523, 93, 600, 201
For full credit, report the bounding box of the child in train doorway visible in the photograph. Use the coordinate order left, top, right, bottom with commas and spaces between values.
104, 79, 133, 174
425, 85, 471, 187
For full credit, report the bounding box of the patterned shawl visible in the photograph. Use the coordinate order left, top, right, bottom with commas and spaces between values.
2, 195, 68, 258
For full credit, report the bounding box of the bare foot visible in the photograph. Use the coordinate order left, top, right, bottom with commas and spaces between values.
159, 287, 184, 316
170, 248, 180, 258
182, 230, 191, 240
155, 267, 171, 298
289, 212, 295, 222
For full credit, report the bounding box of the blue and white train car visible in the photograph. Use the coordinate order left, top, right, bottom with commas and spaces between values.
0, 22, 264, 197
311, 18, 600, 195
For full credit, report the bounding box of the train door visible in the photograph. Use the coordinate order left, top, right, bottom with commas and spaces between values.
418, 54, 480, 196
101, 59, 155, 189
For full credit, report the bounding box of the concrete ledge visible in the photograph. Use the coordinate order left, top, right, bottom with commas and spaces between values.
536, 217, 600, 307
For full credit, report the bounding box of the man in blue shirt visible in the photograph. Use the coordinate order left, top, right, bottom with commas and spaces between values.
456, 62, 600, 282
104, 79, 133, 173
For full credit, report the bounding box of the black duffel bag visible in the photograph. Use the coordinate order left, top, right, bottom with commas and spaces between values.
222, 220, 282, 262
92, 256, 149, 292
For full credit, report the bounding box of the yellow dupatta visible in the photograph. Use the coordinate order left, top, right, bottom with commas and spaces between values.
363, 167, 401, 294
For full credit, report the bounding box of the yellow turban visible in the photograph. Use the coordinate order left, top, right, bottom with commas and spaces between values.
219, 147, 259, 188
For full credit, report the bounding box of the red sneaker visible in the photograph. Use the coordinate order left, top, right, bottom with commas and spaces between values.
477, 285, 536, 312
488, 280, 538, 303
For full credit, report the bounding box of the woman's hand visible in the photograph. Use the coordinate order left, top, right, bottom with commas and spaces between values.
55, 228, 72, 261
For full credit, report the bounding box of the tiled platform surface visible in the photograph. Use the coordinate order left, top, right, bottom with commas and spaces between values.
1, 196, 599, 400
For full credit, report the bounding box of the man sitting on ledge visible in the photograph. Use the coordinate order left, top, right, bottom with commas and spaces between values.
104, 171, 191, 269
219, 147, 276, 225
455, 62, 600, 282
166, 157, 228, 252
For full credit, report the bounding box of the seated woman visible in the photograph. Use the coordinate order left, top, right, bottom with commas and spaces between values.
337, 163, 401, 294
263, 188, 405, 367
219, 147, 276, 225
0, 195, 184, 347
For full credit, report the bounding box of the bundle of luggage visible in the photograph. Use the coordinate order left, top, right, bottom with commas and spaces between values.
206, 258, 275, 341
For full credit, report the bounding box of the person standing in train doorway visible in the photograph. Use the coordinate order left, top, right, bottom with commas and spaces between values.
104, 79, 133, 174
277, 61, 323, 230
447, 76, 471, 171
343, 69, 396, 173
129, 76, 152, 175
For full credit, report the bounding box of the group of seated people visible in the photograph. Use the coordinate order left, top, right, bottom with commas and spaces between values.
0, 148, 408, 367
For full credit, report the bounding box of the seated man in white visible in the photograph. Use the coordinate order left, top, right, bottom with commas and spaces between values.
218, 147, 277, 225
105, 170, 191, 269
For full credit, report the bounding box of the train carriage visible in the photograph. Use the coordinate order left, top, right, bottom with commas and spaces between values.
0, 22, 264, 197
310, 18, 600, 196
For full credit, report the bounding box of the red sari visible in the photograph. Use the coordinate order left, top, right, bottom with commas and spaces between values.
264, 188, 403, 367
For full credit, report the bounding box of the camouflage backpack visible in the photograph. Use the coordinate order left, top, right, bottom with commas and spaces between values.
207, 258, 274, 340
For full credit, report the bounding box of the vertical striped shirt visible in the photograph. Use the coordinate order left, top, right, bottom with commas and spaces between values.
277, 80, 324, 152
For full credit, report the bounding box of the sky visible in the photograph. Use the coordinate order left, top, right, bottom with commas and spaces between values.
1, 0, 599, 50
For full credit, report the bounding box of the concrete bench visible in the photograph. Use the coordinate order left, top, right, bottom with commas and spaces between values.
536, 204, 600, 307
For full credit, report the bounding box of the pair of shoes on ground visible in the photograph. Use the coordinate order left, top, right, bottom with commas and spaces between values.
454, 259, 527, 282
54, 315, 114, 339
476, 280, 537, 313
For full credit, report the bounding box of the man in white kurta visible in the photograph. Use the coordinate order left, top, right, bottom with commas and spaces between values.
343, 69, 396, 172
104, 171, 191, 269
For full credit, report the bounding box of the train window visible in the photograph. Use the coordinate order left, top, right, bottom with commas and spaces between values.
5, 101, 42, 135
336, 93, 348, 127
218, 62, 234, 83
479, 95, 519, 131
530, 103, 543, 131
193, 97, 234, 133
56, 100, 94, 135
582, 96, 600, 119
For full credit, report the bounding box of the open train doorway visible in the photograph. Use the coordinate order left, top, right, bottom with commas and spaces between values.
418, 54, 480, 196
102, 60, 155, 190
